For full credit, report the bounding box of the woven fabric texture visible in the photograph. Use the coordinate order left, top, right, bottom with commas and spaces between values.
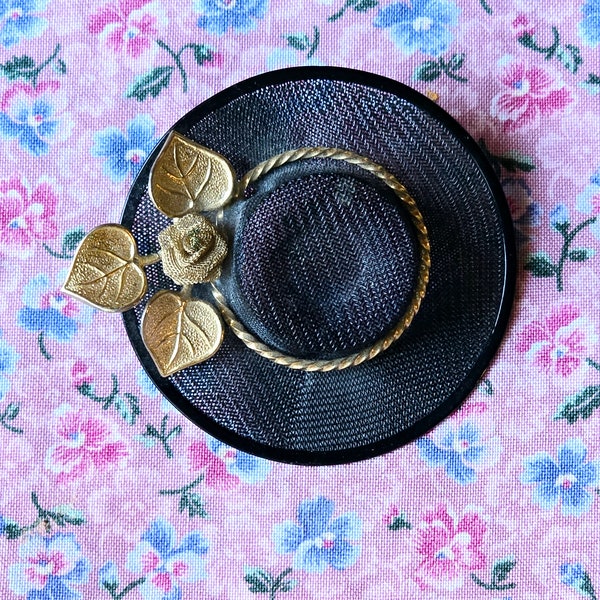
0, 1, 599, 599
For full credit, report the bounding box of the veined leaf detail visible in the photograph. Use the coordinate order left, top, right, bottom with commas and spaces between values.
62, 225, 147, 312
149, 132, 236, 217
142, 291, 223, 377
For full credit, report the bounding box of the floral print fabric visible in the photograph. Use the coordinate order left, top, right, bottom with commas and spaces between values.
0, 1, 599, 598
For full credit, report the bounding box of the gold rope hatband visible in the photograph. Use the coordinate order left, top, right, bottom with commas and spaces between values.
211, 146, 431, 372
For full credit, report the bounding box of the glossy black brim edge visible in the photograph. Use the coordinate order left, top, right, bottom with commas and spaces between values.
121, 66, 517, 466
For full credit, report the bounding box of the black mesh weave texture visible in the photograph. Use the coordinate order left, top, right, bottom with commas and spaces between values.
229, 170, 418, 359
123, 70, 513, 463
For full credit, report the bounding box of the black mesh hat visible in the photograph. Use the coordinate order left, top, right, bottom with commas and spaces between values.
121, 67, 516, 465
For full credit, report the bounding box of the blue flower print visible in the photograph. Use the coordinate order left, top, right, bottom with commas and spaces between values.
205, 434, 271, 484
138, 367, 176, 413
560, 562, 598, 598
8, 532, 90, 599
550, 203, 569, 229
374, 0, 460, 57
415, 420, 500, 484
98, 560, 119, 589
521, 439, 599, 516
17, 271, 93, 343
91, 115, 157, 182
266, 47, 321, 71
576, 167, 600, 239
273, 496, 362, 573
0, 81, 72, 156
194, 0, 268, 35
579, 0, 600, 47
0, 332, 19, 400
126, 518, 209, 600
0, 0, 48, 47
561, 562, 586, 587
137, 368, 159, 397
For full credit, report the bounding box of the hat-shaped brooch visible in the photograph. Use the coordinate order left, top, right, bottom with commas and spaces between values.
61, 68, 515, 465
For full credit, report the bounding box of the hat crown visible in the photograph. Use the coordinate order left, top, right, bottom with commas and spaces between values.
226, 168, 419, 360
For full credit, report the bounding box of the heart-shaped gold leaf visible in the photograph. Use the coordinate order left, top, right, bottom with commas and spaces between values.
63, 225, 147, 312
149, 132, 236, 218
142, 290, 224, 377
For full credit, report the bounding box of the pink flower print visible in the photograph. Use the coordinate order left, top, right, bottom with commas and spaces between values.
189, 434, 270, 488
207, 51, 223, 68
88, 0, 164, 58
511, 13, 534, 37
8, 533, 89, 597
382, 503, 411, 530
126, 518, 208, 599
517, 305, 595, 377
188, 440, 238, 489
0, 177, 57, 258
576, 169, 600, 239
490, 60, 572, 131
457, 401, 487, 418
588, 193, 600, 217
39, 288, 79, 318
413, 505, 486, 591
383, 503, 400, 527
18, 541, 71, 588
70, 360, 93, 388
45, 409, 127, 481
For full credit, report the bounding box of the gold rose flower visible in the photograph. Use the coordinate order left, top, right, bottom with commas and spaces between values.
158, 213, 228, 286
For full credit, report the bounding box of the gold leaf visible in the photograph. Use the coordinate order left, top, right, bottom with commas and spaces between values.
63, 225, 147, 312
149, 132, 236, 218
142, 291, 224, 377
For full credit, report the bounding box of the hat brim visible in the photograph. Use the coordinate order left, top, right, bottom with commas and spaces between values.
122, 67, 516, 465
